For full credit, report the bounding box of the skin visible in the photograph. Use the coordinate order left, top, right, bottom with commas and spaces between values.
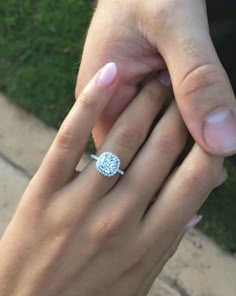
75, 0, 236, 155
0, 66, 226, 296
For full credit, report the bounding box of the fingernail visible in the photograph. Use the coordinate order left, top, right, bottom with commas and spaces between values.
159, 70, 171, 86
186, 215, 203, 231
96, 62, 117, 88
204, 108, 236, 154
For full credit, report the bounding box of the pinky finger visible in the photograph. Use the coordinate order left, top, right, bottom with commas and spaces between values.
141, 145, 225, 252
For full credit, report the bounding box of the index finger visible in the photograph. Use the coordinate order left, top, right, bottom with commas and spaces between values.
32, 62, 118, 194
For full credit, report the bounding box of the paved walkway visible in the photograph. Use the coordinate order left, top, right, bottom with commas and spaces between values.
0, 94, 236, 296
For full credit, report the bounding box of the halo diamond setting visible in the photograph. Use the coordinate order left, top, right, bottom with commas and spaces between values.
91, 152, 124, 177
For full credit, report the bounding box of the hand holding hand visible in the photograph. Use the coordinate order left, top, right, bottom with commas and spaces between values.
76, 0, 236, 155
0, 64, 226, 296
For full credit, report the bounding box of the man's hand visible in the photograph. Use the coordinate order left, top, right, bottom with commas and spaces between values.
75, 0, 236, 156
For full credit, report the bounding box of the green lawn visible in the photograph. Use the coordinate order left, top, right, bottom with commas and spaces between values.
0, 1, 235, 253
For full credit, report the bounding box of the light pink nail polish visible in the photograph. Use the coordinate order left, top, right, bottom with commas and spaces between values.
159, 70, 171, 86
204, 108, 236, 154
96, 62, 117, 88
187, 215, 203, 231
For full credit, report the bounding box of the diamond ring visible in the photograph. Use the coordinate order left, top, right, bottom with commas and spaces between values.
91, 152, 125, 177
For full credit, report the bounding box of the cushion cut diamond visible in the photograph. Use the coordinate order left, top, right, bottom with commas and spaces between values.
96, 152, 121, 177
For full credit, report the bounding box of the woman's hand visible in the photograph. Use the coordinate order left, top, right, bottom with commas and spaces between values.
76, 0, 236, 156
0, 63, 226, 296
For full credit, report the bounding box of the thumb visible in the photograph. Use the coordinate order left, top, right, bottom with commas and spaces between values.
149, 0, 236, 156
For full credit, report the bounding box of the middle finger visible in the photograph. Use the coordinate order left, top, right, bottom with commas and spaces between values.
106, 102, 188, 220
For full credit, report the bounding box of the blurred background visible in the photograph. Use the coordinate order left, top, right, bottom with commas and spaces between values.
0, 0, 235, 253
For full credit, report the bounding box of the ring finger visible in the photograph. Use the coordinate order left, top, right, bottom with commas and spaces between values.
30, 62, 119, 195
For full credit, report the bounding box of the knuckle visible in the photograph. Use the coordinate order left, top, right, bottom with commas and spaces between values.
146, 0, 180, 26
157, 0, 176, 14
154, 0, 206, 26
46, 206, 84, 241
115, 126, 142, 151
46, 203, 72, 231
77, 91, 98, 111
56, 123, 74, 150
45, 222, 71, 256
143, 83, 160, 101
179, 64, 224, 99
185, 166, 209, 193
17, 192, 47, 222
133, 243, 150, 265
156, 133, 180, 156
48, 218, 70, 239
128, 246, 150, 271
88, 214, 124, 246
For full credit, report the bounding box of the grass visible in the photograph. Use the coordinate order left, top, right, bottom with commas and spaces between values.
0, 1, 236, 253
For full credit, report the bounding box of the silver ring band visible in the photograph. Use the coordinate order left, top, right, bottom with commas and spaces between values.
91, 152, 125, 177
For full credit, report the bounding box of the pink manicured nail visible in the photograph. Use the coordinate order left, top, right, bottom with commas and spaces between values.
187, 215, 203, 231
159, 70, 171, 86
203, 108, 236, 154
96, 62, 117, 88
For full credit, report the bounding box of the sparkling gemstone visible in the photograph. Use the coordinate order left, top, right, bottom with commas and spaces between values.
96, 152, 120, 177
